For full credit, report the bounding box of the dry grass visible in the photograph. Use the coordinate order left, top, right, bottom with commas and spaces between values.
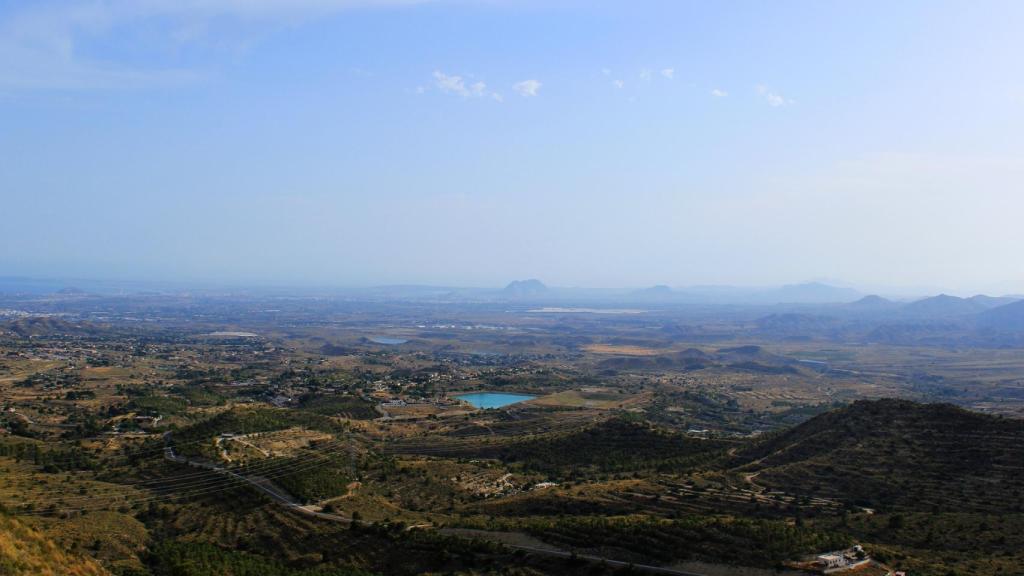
0, 514, 110, 576
241, 427, 334, 458
582, 344, 667, 356
0, 458, 144, 516
531, 388, 644, 409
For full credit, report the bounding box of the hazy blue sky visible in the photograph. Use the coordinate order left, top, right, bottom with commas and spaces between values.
2, 1, 1023, 292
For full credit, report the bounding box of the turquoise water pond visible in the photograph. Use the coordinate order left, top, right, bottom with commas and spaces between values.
455, 392, 536, 409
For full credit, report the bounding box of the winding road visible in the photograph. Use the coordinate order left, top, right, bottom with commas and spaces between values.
162, 433, 715, 576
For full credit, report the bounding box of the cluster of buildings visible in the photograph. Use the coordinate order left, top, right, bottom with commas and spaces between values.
815, 545, 868, 572
788, 545, 907, 575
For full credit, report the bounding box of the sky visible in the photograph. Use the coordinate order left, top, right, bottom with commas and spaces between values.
2, 0, 1023, 294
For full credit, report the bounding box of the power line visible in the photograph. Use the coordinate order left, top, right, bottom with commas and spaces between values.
4, 435, 364, 514
4, 435, 354, 509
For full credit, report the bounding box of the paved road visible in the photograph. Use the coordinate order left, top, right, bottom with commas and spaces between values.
162, 434, 711, 576
500, 545, 712, 576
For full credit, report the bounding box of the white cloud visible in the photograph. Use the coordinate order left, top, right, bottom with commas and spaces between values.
431, 70, 510, 102
433, 71, 466, 95
756, 84, 794, 106
513, 79, 541, 97
660, 68, 674, 79
639, 69, 652, 81
601, 68, 611, 76
433, 70, 488, 98
710, 88, 728, 97
613, 79, 624, 89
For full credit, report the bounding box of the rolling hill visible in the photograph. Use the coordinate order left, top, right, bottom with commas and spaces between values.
481, 417, 729, 477
734, 399, 1024, 513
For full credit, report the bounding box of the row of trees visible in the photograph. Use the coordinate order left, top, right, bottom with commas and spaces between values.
525, 514, 850, 567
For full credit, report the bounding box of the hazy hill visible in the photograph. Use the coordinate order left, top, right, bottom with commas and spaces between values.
0, 277, 66, 295
715, 344, 794, 364
978, 299, 1024, 332
755, 313, 842, 336
847, 294, 898, 310
968, 294, 1019, 308
865, 321, 964, 346
598, 348, 713, 371
900, 294, 977, 316
736, 399, 1024, 512
770, 282, 862, 304
3, 317, 106, 338
0, 513, 109, 575
644, 282, 861, 305
593, 345, 801, 374
900, 294, 1013, 317
502, 279, 548, 297
633, 284, 673, 298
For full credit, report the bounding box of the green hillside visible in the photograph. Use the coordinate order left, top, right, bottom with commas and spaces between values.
736, 399, 1024, 512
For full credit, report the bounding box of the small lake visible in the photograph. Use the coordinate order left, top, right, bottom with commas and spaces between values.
455, 392, 536, 409
369, 336, 408, 345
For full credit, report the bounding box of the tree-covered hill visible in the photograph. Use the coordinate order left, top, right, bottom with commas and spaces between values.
493, 416, 732, 478
733, 399, 1024, 512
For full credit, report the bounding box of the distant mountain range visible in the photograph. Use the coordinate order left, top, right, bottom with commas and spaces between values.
771, 282, 862, 303
978, 299, 1024, 332
1, 276, 1022, 317
744, 292, 1024, 345
494, 280, 868, 305
502, 279, 548, 297
899, 293, 1017, 317
632, 282, 864, 305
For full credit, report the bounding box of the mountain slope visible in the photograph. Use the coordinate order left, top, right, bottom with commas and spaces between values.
0, 513, 110, 576
978, 299, 1024, 332
735, 399, 1024, 512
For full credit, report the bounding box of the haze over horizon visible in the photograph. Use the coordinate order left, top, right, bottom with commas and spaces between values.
1, 274, 1018, 302
3, 1, 1024, 293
